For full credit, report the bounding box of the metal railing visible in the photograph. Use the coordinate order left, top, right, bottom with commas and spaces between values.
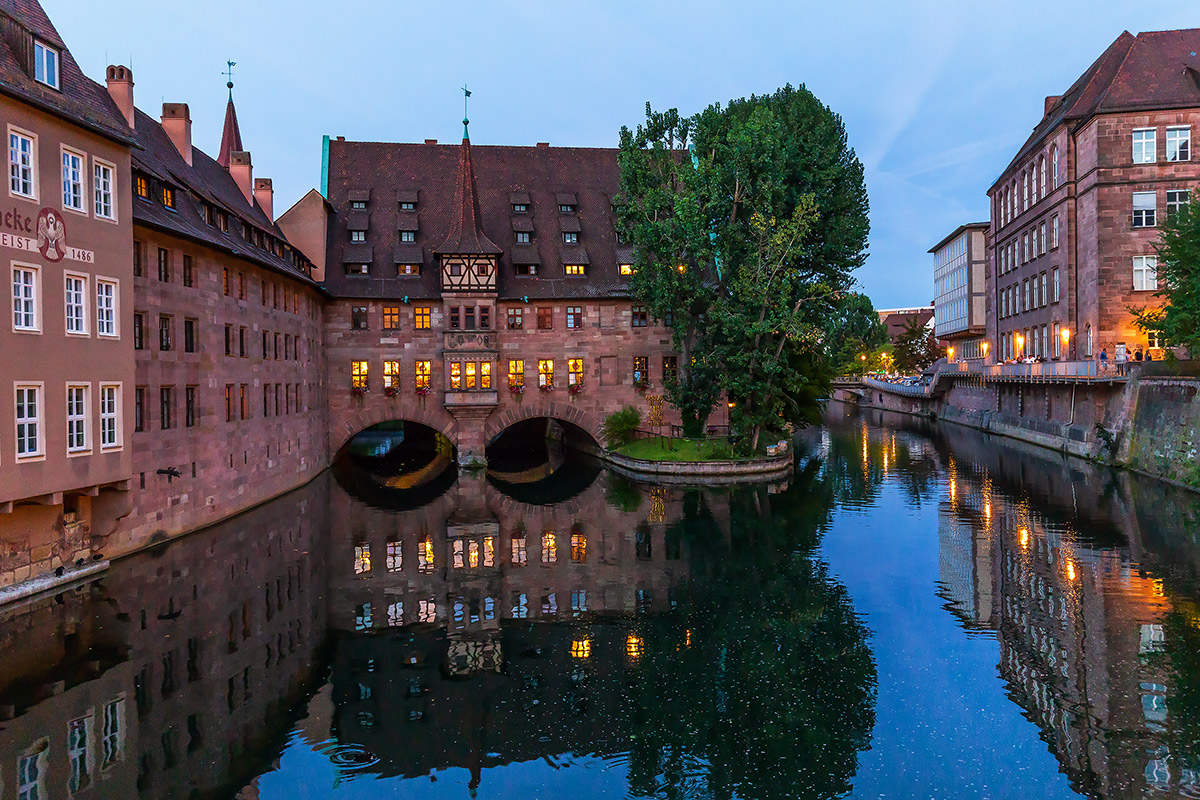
981, 360, 1098, 379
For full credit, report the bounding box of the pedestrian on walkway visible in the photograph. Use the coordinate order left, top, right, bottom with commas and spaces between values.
1115, 344, 1128, 376
1099, 348, 1109, 373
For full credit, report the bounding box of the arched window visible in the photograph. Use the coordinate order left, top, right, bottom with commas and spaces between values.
1023, 171, 1030, 209
1012, 180, 1018, 217
1086, 324, 1093, 357
1032, 164, 1039, 202
1052, 145, 1060, 188
1039, 156, 1047, 199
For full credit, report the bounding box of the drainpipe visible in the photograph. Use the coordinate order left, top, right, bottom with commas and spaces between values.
1068, 382, 1076, 425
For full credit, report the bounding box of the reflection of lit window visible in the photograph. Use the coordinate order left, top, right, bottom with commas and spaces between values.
512, 592, 528, 619
354, 544, 371, 574
1140, 624, 1165, 655
570, 638, 591, 659
636, 588, 652, 615
626, 634, 643, 659
453, 599, 465, 628
355, 602, 372, 630
542, 531, 557, 563
1146, 749, 1170, 791
684, 629, 692, 648
483, 536, 495, 567
388, 602, 403, 627
571, 532, 586, 562
469, 540, 480, 568
572, 590, 587, 614
386, 540, 401, 572
484, 596, 495, 620
101, 700, 124, 767
542, 593, 558, 616
418, 598, 436, 623
419, 536, 434, 572
452, 539, 465, 569
1142, 683, 1168, 729
18, 746, 46, 800
511, 535, 527, 566
636, 527, 652, 560
68, 716, 91, 792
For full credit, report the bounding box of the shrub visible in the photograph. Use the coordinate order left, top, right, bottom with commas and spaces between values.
603, 406, 641, 448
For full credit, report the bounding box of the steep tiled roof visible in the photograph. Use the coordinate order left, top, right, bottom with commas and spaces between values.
216, 93, 242, 168
995, 29, 1200, 188
435, 137, 501, 256
323, 139, 631, 301
0, 0, 133, 144
129, 106, 317, 286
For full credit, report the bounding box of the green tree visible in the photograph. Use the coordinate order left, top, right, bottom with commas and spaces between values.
616, 86, 869, 444
892, 317, 941, 373
1132, 200, 1200, 356
827, 292, 889, 373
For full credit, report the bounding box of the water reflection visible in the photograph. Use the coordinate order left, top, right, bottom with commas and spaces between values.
7, 408, 1200, 797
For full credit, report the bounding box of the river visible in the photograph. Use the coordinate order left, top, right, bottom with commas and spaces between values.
2, 404, 1199, 799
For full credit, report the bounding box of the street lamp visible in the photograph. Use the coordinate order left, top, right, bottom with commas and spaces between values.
860, 353, 867, 376
981, 341, 990, 361
1061, 327, 1070, 359
947, 346, 955, 362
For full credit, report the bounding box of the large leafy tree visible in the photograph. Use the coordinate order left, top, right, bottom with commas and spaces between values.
1132, 200, 1200, 356
825, 291, 889, 374
891, 317, 942, 373
617, 86, 869, 447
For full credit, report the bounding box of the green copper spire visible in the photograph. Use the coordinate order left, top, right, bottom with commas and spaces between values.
462, 84, 471, 139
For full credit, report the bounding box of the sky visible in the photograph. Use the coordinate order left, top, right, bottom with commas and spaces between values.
51, 0, 1199, 310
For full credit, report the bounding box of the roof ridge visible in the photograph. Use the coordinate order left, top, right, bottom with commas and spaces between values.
1091, 31, 1141, 115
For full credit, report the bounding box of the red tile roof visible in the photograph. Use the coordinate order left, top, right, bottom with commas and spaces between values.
216, 93, 243, 168
324, 138, 632, 301
435, 137, 501, 256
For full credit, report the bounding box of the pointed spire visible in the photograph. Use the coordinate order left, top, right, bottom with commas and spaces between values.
435, 136, 501, 256
217, 64, 243, 168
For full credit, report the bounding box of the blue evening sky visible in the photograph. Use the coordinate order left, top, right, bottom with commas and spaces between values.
53, 0, 1197, 309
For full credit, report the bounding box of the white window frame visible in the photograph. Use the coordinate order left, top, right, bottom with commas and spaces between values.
1052, 145, 1060, 188
1166, 125, 1191, 162
66, 382, 90, 454
64, 271, 88, 335
96, 277, 118, 337
1167, 189, 1191, 217
12, 262, 40, 332
1051, 214, 1060, 249
8, 126, 36, 200
67, 713, 93, 793
350, 229, 366, 243
1133, 255, 1158, 291
1132, 191, 1157, 228
93, 157, 116, 221
101, 697, 125, 768
1038, 221, 1046, 255
99, 383, 121, 451
33, 40, 60, 89
17, 743, 47, 800
1132, 128, 1157, 164
15, 382, 43, 461
61, 146, 85, 213
1053, 267, 1060, 303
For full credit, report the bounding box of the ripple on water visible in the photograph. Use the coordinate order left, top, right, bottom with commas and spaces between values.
322, 741, 381, 771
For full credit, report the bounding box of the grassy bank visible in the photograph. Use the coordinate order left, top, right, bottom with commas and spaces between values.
616, 437, 734, 462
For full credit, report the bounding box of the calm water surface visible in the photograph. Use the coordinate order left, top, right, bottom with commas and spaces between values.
3, 405, 1200, 799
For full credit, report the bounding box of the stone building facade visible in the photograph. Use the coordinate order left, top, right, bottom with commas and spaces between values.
281, 133, 725, 465
101, 73, 329, 554
987, 30, 1200, 364
930, 223, 988, 360
0, 1, 136, 592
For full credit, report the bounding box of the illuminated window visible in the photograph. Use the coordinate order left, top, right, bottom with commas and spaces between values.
399, 262, 421, 275
509, 360, 524, 388
418, 536, 434, 572
418, 599, 436, 623
415, 360, 431, 389
468, 540, 481, 568
483, 536, 495, 567
383, 360, 399, 390
134, 174, 148, 200
619, 263, 634, 275
663, 356, 678, 385
382, 306, 400, 330
570, 638, 590, 659
415, 306, 431, 329
571, 532, 586, 562
450, 362, 462, 390
568, 358, 583, 386
538, 359, 554, 388
388, 602, 404, 626
480, 361, 492, 389
511, 534, 527, 566
353, 543, 371, 575
465, 362, 477, 389
565, 263, 585, 276
542, 531, 557, 563
452, 539, 465, 569
633, 356, 648, 384
162, 185, 175, 209
351, 360, 369, 390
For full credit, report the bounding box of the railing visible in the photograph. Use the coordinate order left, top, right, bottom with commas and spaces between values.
862, 377, 931, 396
981, 360, 1098, 379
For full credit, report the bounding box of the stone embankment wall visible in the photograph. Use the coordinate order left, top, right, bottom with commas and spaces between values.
835, 371, 1200, 491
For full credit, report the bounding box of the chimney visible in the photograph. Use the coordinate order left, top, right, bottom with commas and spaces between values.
105, 65, 135, 128
160, 103, 192, 165
1044, 95, 1061, 116
229, 151, 254, 205
424, 138, 437, 145
254, 177, 274, 222
536, 142, 550, 148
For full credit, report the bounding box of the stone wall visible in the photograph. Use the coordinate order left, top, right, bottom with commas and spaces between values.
1119, 378, 1200, 489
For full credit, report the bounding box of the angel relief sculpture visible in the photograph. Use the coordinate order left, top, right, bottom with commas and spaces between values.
36, 208, 66, 262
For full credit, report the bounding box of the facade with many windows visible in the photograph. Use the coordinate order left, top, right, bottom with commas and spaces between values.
986, 30, 1200, 363
0, 2, 136, 589
282, 133, 721, 464
930, 222, 988, 360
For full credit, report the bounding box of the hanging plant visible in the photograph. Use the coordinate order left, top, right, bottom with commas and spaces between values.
539, 382, 555, 392
384, 385, 400, 397
351, 384, 368, 397
569, 382, 585, 395
415, 385, 431, 397
509, 383, 525, 395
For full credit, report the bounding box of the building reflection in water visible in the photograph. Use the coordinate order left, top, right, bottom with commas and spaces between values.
845, 407, 1200, 799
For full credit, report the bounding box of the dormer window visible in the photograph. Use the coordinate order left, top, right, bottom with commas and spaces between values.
33, 41, 60, 90
162, 185, 176, 210
563, 232, 578, 245
619, 264, 635, 276
350, 200, 367, 210
400, 230, 415, 243
351, 230, 366, 243
135, 175, 149, 200
516, 232, 531, 244
565, 264, 586, 276
346, 263, 370, 275
516, 264, 537, 276
513, 203, 528, 213
399, 263, 421, 276
559, 204, 575, 213
400, 201, 416, 211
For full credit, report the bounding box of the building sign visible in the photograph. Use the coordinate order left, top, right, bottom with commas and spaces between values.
0, 207, 93, 264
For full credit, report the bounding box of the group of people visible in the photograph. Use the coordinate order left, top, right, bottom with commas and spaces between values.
1098, 345, 1153, 376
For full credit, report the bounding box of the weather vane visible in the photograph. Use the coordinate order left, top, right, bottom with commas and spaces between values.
463, 84, 471, 138
224, 60, 236, 95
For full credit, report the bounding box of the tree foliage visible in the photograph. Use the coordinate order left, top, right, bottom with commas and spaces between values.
617, 85, 869, 447
891, 317, 942, 373
1132, 200, 1200, 357
826, 292, 889, 373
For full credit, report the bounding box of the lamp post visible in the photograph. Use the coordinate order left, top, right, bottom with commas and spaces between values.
860, 353, 867, 376
947, 346, 955, 363
1061, 327, 1071, 360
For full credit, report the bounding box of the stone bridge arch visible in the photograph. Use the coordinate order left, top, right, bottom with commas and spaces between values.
483, 400, 606, 451
329, 400, 459, 460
